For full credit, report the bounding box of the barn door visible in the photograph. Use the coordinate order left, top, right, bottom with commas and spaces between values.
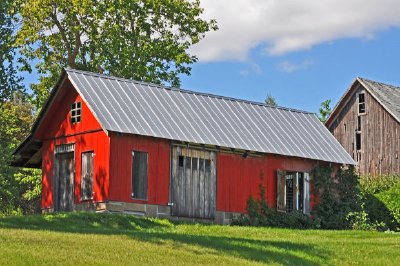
54, 152, 74, 211
171, 146, 216, 219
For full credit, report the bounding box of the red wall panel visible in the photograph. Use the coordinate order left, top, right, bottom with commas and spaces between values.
109, 133, 170, 205
216, 152, 320, 213
38, 79, 109, 209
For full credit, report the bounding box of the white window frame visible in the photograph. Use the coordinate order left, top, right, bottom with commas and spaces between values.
71, 102, 82, 123
277, 171, 310, 214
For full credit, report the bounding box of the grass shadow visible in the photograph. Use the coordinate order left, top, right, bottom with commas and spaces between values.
0, 212, 332, 265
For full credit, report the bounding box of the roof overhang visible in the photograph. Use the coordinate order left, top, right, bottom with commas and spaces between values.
10, 70, 69, 168
10, 135, 42, 168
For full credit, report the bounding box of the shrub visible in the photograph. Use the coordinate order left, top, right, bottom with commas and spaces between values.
359, 174, 400, 194
312, 166, 362, 229
233, 184, 313, 229
359, 174, 400, 231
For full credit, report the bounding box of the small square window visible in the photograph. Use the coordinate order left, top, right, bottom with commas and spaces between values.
71, 102, 82, 124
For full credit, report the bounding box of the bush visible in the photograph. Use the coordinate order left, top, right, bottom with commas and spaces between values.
359, 174, 400, 194
233, 185, 313, 229
359, 174, 400, 231
312, 166, 362, 229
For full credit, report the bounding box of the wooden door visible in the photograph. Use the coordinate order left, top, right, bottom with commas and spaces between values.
171, 146, 216, 219
54, 152, 74, 211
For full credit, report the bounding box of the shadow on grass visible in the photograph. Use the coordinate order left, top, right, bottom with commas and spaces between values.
0, 212, 330, 265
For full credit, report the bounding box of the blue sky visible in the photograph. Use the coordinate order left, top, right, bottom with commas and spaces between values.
180, 27, 400, 113
21, 0, 400, 114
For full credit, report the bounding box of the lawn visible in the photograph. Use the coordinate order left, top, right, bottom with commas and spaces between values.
0, 213, 399, 265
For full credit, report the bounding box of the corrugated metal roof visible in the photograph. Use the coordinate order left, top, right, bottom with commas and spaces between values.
66, 68, 354, 165
357, 78, 400, 123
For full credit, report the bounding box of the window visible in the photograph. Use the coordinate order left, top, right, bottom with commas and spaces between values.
356, 133, 361, 151
277, 171, 310, 214
358, 93, 366, 114
71, 102, 82, 123
81, 152, 94, 200
357, 116, 362, 131
132, 151, 148, 199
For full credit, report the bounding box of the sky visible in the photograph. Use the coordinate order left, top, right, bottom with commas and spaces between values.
22, 0, 400, 114
179, 0, 400, 113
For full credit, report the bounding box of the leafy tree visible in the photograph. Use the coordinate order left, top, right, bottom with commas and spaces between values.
318, 99, 331, 123
0, 0, 23, 103
15, 0, 218, 108
265, 93, 277, 107
0, 94, 41, 215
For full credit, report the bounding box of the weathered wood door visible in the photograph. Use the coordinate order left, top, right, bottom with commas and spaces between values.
54, 152, 74, 211
171, 146, 216, 219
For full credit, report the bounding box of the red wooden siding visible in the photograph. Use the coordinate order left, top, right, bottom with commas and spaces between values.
216, 152, 317, 213
108, 133, 170, 205
37, 80, 110, 209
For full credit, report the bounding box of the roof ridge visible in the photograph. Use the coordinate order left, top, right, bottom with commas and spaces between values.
357, 77, 400, 90
65, 68, 314, 115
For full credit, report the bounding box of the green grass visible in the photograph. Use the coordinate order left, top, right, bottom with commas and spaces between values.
0, 212, 399, 265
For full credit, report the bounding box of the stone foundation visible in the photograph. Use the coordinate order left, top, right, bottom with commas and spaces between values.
42, 201, 242, 225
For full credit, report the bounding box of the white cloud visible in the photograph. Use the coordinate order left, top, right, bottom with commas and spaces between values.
192, 0, 400, 62
278, 59, 314, 73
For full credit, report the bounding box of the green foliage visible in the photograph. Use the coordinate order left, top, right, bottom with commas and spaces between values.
359, 175, 400, 231
376, 183, 400, 225
0, 0, 24, 102
312, 166, 362, 229
347, 205, 388, 231
15, 0, 218, 108
234, 185, 313, 229
318, 99, 331, 123
264, 93, 277, 107
359, 174, 400, 194
0, 95, 41, 215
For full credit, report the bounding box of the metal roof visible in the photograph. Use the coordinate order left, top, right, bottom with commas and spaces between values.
66, 68, 354, 165
357, 78, 400, 123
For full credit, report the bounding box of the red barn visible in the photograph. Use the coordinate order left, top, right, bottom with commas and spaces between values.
13, 69, 354, 224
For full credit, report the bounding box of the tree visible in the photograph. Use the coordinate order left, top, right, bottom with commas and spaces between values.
15, 0, 218, 108
318, 99, 332, 123
0, 94, 41, 215
265, 93, 277, 107
0, 0, 23, 103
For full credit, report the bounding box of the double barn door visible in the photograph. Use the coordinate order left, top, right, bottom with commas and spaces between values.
171, 146, 216, 219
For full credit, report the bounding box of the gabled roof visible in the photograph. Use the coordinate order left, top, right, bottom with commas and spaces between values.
358, 78, 400, 123
326, 77, 400, 127
65, 68, 354, 164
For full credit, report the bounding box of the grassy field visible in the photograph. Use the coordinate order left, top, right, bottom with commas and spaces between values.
0, 212, 399, 265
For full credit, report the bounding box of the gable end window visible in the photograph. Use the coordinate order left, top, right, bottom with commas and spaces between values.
71, 102, 82, 123
81, 152, 94, 200
358, 93, 366, 114
132, 151, 148, 200
277, 170, 310, 214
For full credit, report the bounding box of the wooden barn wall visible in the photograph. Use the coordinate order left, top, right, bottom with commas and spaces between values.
328, 85, 400, 175
108, 133, 170, 205
216, 152, 317, 213
38, 80, 110, 209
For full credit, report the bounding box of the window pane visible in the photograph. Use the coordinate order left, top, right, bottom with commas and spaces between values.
132, 151, 148, 199
285, 173, 295, 213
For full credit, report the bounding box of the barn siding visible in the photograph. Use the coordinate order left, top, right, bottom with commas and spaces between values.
108, 133, 170, 206
38, 80, 110, 209
328, 84, 400, 175
216, 152, 317, 213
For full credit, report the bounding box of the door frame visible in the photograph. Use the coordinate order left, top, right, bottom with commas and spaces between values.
53, 143, 75, 211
